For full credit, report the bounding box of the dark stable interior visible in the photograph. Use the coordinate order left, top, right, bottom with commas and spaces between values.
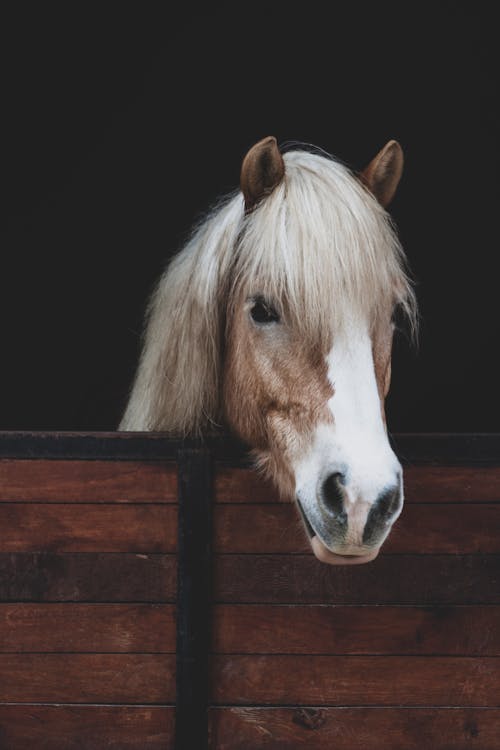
1, 2, 498, 431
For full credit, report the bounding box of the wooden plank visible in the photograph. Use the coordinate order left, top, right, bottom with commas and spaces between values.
0, 553, 176, 602
2, 456, 499, 504
210, 707, 500, 750
5, 500, 498, 556
2, 432, 500, 464
0, 604, 175, 652
404, 466, 500, 503
215, 468, 279, 503
0, 654, 175, 703
0, 459, 177, 502
215, 466, 500, 503
0, 705, 174, 750
214, 503, 500, 554
215, 504, 307, 553
0, 431, 186, 461
213, 604, 500, 655
0, 504, 176, 552
214, 554, 500, 604
388, 504, 500, 554
212, 655, 500, 705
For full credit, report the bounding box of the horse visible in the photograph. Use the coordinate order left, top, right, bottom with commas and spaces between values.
120, 136, 417, 565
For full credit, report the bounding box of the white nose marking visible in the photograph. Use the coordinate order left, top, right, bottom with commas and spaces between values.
292, 318, 402, 554
326, 320, 400, 501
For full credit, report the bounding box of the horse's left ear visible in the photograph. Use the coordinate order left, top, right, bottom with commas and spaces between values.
360, 140, 404, 207
241, 136, 285, 211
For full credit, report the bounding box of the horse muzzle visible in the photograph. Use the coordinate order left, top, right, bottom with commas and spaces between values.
296, 471, 403, 565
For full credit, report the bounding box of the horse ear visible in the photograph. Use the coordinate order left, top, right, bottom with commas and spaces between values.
360, 140, 404, 207
241, 136, 285, 210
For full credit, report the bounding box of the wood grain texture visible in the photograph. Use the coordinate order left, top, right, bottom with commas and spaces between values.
215, 504, 307, 553
214, 554, 500, 604
0, 504, 176, 552
0, 654, 175, 703
404, 465, 500, 503
0, 604, 175, 652
212, 604, 500, 655
0, 459, 177, 502
0, 553, 176, 602
0, 705, 174, 750
214, 503, 500, 554
212, 655, 500, 705
210, 707, 500, 749
214, 466, 500, 503
215, 469, 279, 503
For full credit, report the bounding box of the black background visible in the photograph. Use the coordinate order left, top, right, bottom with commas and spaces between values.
1, 2, 498, 432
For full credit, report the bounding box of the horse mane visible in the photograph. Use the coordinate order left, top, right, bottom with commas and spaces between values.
120, 148, 417, 434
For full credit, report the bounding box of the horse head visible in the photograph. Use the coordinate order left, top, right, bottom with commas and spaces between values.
121, 137, 417, 565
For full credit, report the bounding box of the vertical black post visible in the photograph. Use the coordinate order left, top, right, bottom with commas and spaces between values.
175, 447, 213, 750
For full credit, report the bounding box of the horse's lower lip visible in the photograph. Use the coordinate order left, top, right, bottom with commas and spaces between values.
296, 498, 380, 565
311, 536, 380, 565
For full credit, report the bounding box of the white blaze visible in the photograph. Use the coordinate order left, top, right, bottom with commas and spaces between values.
294, 318, 402, 550
326, 322, 400, 500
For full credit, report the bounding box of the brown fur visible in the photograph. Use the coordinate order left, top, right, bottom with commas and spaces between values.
223, 291, 397, 494
223, 291, 334, 497
371, 317, 395, 422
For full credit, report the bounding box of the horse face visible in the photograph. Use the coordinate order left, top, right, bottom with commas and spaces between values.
223, 295, 402, 565
222, 136, 410, 565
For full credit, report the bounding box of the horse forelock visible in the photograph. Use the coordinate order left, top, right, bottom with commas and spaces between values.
232, 149, 417, 347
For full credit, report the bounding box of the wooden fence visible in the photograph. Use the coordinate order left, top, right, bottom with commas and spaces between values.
0, 432, 499, 749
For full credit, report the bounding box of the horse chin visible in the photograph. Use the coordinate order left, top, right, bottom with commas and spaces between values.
310, 536, 380, 566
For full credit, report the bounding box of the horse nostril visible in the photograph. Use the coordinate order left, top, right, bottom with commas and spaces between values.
363, 484, 402, 545
321, 472, 346, 516
376, 485, 403, 519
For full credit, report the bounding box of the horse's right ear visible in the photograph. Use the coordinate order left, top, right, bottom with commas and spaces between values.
241, 136, 285, 211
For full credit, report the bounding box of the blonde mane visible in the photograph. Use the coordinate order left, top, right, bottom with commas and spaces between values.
120, 148, 416, 434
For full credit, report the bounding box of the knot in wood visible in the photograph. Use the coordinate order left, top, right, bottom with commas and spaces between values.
292, 707, 327, 730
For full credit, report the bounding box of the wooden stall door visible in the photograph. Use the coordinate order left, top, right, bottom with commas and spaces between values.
210, 464, 500, 750
1, 434, 500, 749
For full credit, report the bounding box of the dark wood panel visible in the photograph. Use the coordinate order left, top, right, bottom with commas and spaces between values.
215, 469, 278, 503
0, 459, 177, 502
0, 654, 175, 703
404, 466, 500, 503
0, 553, 176, 602
2, 432, 500, 465
213, 605, 500, 655
215, 505, 307, 553
214, 555, 500, 604
0, 604, 175, 652
214, 504, 500, 554
0, 705, 174, 750
210, 707, 500, 749
387, 504, 500, 554
215, 466, 500, 504
0, 504, 176, 552
212, 655, 500, 706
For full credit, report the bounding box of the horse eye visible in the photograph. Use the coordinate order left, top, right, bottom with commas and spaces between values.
250, 298, 280, 324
